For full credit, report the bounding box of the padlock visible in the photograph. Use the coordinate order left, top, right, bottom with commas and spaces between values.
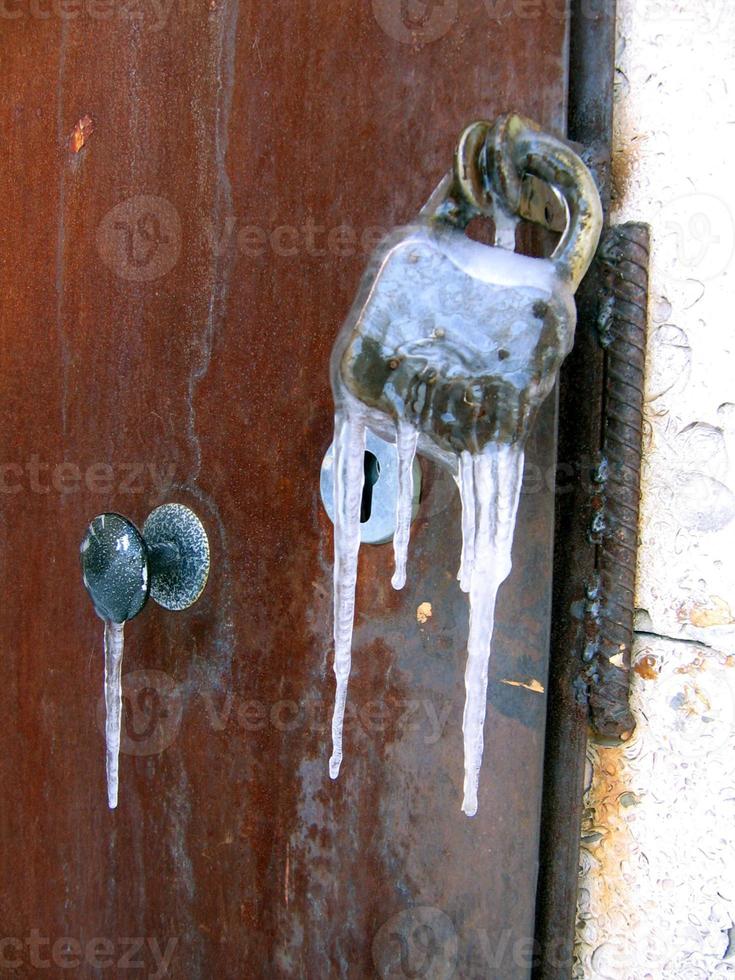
326, 114, 602, 816
331, 113, 602, 464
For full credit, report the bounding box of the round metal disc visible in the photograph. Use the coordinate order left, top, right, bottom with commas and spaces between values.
80, 513, 149, 623
142, 504, 210, 611
320, 429, 422, 545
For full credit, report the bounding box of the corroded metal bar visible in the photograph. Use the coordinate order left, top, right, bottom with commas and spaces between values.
589, 222, 650, 736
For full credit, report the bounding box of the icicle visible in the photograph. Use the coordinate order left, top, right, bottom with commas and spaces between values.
461, 443, 524, 816
329, 409, 366, 779
391, 420, 419, 591
103, 619, 125, 810
493, 200, 519, 251
457, 450, 476, 593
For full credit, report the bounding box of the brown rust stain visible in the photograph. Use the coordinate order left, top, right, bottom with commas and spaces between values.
673, 681, 712, 717
610, 119, 644, 209
579, 741, 635, 915
634, 653, 659, 680
677, 595, 734, 628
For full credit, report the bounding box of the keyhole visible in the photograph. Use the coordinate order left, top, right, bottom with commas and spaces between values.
320, 431, 422, 545
360, 451, 381, 523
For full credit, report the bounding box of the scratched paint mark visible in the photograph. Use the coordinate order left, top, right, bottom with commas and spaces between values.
69, 114, 94, 153
416, 601, 432, 624
284, 843, 291, 907
500, 677, 545, 694
609, 648, 628, 669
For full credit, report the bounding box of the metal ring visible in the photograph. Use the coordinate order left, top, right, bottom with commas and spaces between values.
452, 114, 603, 291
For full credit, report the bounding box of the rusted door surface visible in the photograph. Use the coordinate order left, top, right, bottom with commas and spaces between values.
1, 4, 568, 977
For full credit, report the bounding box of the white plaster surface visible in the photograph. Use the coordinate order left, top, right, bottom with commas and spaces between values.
575, 1, 735, 976
575, 636, 735, 978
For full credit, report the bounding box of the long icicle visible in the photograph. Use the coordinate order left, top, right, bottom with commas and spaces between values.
329, 410, 366, 779
103, 619, 125, 810
461, 443, 524, 816
457, 449, 476, 593
391, 420, 419, 591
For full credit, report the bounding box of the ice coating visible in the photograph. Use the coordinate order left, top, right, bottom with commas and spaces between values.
328, 204, 581, 814
492, 204, 519, 252
338, 225, 575, 468
326, 110, 602, 813
459, 443, 524, 816
391, 420, 419, 591
329, 410, 367, 779
458, 450, 476, 592
329, 410, 420, 779
103, 620, 125, 809
327, 412, 525, 814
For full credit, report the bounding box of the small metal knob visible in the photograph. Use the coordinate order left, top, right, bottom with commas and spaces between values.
80, 504, 209, 810
80, 503, 210, 623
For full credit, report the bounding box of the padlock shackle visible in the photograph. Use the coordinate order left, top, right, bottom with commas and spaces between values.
454, 114, 603, 292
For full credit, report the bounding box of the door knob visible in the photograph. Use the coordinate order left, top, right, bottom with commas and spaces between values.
80, 504, 209, 808
81, 504, 210, 622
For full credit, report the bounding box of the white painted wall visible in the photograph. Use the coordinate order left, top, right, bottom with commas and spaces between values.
575, 1, 735, 976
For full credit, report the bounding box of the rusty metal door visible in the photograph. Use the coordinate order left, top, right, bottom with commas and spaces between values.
1, 3, 570, 977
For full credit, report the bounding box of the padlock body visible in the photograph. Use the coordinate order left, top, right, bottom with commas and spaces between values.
332, 223, 577, 458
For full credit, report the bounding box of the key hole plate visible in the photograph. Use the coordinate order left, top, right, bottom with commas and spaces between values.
320, 430, 422, 545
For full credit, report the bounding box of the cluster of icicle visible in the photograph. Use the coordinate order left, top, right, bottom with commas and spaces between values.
328, 408, 524, 817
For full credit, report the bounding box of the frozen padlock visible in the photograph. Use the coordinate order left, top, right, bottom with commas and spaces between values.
331, 113, 602, 463
326, 113, 602, 816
